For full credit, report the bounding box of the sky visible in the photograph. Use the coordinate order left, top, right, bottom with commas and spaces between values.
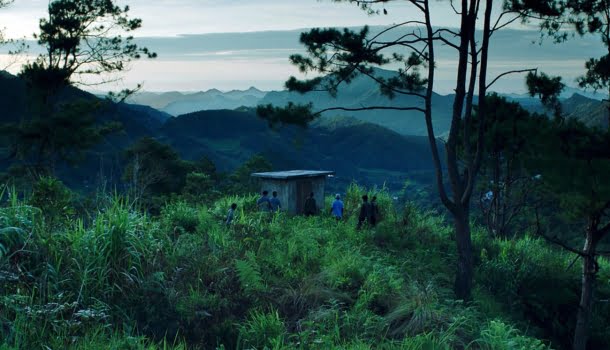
0, 1, 605, 93
0, 0, 463, 38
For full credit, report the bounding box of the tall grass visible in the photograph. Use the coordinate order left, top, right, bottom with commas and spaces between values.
3, 182, 600, 349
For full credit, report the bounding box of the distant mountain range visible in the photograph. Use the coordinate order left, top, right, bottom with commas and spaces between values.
127, 87, 267, 116
128, 68, 455, 136
500, 86, 607, 101
259, 69, 456, 136
126, 68, 608, 136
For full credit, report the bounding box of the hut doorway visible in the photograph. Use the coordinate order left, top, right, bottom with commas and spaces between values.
296, 180, 313, 214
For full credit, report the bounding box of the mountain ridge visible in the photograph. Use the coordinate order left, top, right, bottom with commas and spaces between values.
124, 68, 608, 135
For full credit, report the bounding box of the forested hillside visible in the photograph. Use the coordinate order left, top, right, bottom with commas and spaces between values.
0, 72, 439, 193
161, 109, 439, 187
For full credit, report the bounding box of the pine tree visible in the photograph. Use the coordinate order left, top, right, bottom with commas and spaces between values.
256, 0, 559, 300
2, 0, 156, 175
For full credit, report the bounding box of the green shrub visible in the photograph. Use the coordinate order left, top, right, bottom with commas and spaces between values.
160, 201, 201, 236
70, 198, 162, 305
182, 171, 218, 204
355, 262, 405, 315
473, 320, 551, 349
386, 281, 449, 337
211, 194, 259, 220
55, 329, 187, 350
29, 176, 75, 227
174, 287, 230, 324
323, 248, 370, 294
171, 233, 207, 266
238, 309, 286, 349
477, 236, 583, 347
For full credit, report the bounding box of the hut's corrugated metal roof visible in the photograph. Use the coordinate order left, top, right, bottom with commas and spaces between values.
251, 170, 335, 180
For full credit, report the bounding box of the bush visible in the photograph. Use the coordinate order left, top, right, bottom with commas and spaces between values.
238, 310, 286, 349
477, 236, 587, 347
160, 201, 201, 236
70, 198, 163, 307
29, 176, 75, 227
473, 320, 551, 349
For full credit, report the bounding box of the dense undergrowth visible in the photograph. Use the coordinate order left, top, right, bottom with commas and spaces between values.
0, 181, 608, 349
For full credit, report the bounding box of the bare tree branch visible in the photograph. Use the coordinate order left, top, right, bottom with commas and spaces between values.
487, 68, 539, 90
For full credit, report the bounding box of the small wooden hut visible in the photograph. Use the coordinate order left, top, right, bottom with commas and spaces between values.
251, 170, 335, 215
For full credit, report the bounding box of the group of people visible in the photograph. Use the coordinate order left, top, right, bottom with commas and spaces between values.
226, 190, 283, 225
356, 195, 380, 229
256, 190, 282, 212
226, 190, 381, 228
327, 193, 382, 228
329, 193, 380, 228
257, 190, 318, 216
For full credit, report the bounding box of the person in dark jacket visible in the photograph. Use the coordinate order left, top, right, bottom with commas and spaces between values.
357, 195, 373, 229
370, 196, 380, 227
304, 192, 317, 216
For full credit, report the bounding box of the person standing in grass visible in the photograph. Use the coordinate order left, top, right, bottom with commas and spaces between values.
370, 196, 380, 227
226, 203, 238, 225
357, 195, 373, 229
270, 191, 282, 212
304, 192, 317, 216
257, 190, 272, 212
330, 194, 344, 221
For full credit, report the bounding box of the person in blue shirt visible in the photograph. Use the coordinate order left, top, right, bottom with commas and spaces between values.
257, 191, 272, 212
331, 194, 344, 221
270, 191, 282, 212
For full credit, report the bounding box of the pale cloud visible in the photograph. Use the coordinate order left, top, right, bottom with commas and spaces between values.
0, 0, 465, 38
0, 2, 604, 93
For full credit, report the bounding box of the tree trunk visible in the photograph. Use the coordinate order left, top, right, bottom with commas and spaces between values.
453, 206, 473, 301
573, 229, 599, 350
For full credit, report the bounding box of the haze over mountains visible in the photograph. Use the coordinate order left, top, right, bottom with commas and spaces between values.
127, 87, 267, 115
127, 67, 609, 136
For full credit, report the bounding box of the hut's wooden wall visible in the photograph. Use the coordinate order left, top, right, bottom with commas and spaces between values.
258, 177, 326, 215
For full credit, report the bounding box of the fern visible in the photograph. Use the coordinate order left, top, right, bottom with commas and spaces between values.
235, 256, 265, 294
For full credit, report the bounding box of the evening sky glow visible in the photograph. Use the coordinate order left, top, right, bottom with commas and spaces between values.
0, 1, 604, 93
